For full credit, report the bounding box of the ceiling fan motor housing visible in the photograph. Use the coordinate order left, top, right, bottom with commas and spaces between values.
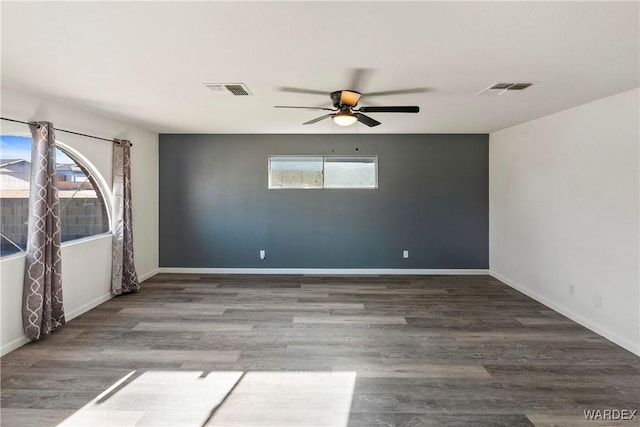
331, 90, 361, 108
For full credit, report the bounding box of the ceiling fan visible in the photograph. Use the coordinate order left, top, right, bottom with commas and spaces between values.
274, 70, 425, 127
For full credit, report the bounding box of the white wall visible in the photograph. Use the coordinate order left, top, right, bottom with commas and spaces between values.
0, 87, 159, 355
490, 88, 639, 355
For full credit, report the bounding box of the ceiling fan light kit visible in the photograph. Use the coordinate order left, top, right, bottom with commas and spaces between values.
333, 111, 358, 127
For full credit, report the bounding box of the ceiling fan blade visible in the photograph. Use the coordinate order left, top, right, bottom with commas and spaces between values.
303, 114, 333, 125
274, 106, 335, 111
347, 68, 374, 92
358, 106, 419, 113
355, 113, 381, 127
365, 88, 431, 97
277, 86, 328, 96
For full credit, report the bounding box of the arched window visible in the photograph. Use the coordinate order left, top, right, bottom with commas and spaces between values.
0, 134, 111, 257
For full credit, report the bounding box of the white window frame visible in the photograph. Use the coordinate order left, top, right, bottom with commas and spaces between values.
268, 155, 378, 190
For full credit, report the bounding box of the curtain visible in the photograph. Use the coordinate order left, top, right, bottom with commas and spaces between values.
111, 139, 139, 295
23, 121, 65, 340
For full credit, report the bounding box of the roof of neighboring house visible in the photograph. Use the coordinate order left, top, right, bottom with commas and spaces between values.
0, 159, 29, 168
0, 189, 99, 198
0, 174, 30, 191
56, 164, 82, 172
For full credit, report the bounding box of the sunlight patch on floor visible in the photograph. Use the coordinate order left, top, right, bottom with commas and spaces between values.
57, 370, 356, 427
207, 371, 356, 426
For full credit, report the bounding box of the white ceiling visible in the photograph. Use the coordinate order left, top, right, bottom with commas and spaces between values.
1, 1, 638, 134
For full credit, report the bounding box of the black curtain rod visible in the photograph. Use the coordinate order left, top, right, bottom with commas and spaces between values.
1, 117, 132, 146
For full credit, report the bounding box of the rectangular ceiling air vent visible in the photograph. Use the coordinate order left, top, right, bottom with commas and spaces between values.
203, 83, 252, 96
477, 82, 534, 96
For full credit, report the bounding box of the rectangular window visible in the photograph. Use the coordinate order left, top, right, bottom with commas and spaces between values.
269, 156, 323, 189
323, 157, 377, 189
268, 156, 377, 189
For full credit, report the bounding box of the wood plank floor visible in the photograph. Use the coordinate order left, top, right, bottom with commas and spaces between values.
1, 274, 638, 426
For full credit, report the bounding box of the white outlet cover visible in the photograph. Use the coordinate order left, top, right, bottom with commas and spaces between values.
403, 250, 409, 258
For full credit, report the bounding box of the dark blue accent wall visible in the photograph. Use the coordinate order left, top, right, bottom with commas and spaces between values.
159, 134, 488, 268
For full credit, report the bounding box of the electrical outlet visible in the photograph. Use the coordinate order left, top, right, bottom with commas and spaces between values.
569, 285, 574, 295
403, 250, 409, 259
259, 250, 266, 260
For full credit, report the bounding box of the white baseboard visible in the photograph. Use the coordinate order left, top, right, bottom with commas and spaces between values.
158, 267, 490, 275
65, 292, 113, 321
489, 270, 639, 356
61, 267, 161, 320
139, 268, 160, 282
1, 292, 113, 356
1, 335, 30, 357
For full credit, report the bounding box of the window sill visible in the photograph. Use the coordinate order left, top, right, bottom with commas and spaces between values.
0, 232, 112, 262
0, 251, 26, 263
61, 232, 112, 248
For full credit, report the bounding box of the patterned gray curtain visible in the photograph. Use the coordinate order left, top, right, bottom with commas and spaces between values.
112, 139, 139, 295
23, 122, 65, 340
